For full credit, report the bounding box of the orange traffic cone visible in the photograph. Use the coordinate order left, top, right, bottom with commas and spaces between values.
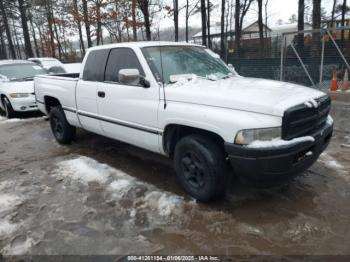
342, 69, 349, 92
330, 68, 339, 92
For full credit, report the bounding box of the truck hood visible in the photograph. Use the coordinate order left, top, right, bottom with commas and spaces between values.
0, 81, 34, 94
166, 76, 326, 117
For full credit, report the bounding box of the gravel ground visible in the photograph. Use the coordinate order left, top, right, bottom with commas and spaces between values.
0, 101, 349, 257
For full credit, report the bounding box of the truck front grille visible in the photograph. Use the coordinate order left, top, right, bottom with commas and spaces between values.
282, 96, 331, 140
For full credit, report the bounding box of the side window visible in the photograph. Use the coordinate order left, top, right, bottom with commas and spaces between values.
83, 49, 109, 81
104, 48, 144, 83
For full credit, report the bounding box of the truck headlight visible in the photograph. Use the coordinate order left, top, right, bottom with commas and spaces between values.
9, 93, 30, 98
234, 127, 281, 145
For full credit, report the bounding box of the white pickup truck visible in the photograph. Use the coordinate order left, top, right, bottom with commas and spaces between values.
34, 42, 333, 201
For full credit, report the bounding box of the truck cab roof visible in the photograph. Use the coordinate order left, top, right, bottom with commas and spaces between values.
87, 41, 204, 52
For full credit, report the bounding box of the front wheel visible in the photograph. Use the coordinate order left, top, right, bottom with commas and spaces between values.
174, 134, 227, 202
49, 106, 76, 144
2, 97, 16, 119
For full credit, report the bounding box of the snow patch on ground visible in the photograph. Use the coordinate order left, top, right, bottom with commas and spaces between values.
2, 236, 33, 255
0, 116, 47, 125
0, 219, 19, 238
55, 156, 187, 219
55, 156, 115, 184
320, 153, 345, 170
247, 136, 315, 149
142, 191, 184, 217
0, 194, 23, 213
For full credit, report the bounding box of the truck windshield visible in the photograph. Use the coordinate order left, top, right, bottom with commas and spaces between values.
142, 46, 233, 85
0, 63, 47, 81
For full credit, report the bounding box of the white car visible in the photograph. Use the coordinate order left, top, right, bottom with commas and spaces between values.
34, 42, 333, 201
28, 57, 66, 74
0, 60, 47, 118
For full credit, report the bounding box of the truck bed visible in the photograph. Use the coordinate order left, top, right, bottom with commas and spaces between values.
34, 73, 79, 117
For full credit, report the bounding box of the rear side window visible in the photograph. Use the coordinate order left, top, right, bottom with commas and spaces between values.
104, 48, 144, 83
83, 49, 109, 81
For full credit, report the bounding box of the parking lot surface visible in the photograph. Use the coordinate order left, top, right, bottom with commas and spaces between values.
0, 102, 349, 256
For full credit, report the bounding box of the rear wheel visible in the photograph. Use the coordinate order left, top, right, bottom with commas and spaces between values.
49, 106, 76, 144
174, 134, 227, 202
2, 97, 16, 119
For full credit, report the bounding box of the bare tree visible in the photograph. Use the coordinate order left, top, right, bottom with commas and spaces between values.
0, 0, 16, 58
131, 0, 137, 41
297, 0, 305, 53
311, 0, 321, 84
341, 0, 347, 45
174, 0, 179, 41
220, 0, 225, 59
73, 0, 85, 55
18, 0, 33, 58
257, 0, 264, 56
138, 0, 151, 40
331, 0, 337, 28
235, 0, 253, 59
200, 0, 207, 46
207, 0, 211, 48
82, 0, 92, 47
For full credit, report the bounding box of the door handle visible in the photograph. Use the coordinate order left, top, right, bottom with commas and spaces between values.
97, 91, 105, 98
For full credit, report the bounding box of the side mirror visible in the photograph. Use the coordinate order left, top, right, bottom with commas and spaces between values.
118, 68, 150, 88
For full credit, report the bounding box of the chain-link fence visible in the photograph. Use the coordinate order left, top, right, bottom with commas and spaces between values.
227, 27, 350, 92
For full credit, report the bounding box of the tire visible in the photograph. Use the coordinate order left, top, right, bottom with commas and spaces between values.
49, 106, 76, 144
174, 134, 227, 202
2, 97, 16, 119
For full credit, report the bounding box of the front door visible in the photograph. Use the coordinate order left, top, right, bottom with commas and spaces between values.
97, 47, 160, 153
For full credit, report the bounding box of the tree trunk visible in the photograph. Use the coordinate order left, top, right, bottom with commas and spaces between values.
341, 0, 347, 47
264, 0, 268, 39
297, 0, 305, 53
185, 0, 189, 42
331, 0, 337, 28
45, 1, 56, 57
220, 0, 225, 59
138, 0, 151, 41
96, 1, 102, 46
29, 13, 40, 57
82, 0, 92, 47
18, 0, 33, 58
257, 0, 264, 57
0, 32, 7, 59
12, 19, 22, 59
73, 0, 85, 56
51, 4, 63, 60
0, 0, 16, 58
311, 0, 321, 85
234, 0, 240, 59
207, 0, 211, 48
174, 0, 179, 41
200, 0, 207, 46
132, 0, 137, 41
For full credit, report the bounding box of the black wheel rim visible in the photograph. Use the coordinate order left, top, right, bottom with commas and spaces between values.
181, 151, 206, 189
51, 116, 63, 140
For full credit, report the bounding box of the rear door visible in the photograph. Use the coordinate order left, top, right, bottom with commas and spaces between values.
76, 49, 109, 135
97, 47, 161, 152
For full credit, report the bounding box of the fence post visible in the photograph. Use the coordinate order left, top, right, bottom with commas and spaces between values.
319, 31, 325, 86
280, 34, 286, 81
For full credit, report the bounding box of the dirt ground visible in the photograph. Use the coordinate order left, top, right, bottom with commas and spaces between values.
0, 101, 349, 257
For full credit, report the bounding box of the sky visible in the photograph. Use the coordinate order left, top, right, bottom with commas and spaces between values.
157, 0, 335, 30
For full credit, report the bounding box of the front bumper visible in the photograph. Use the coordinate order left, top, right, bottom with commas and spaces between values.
225, 122, 333, 183
10, 95, 39, 112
